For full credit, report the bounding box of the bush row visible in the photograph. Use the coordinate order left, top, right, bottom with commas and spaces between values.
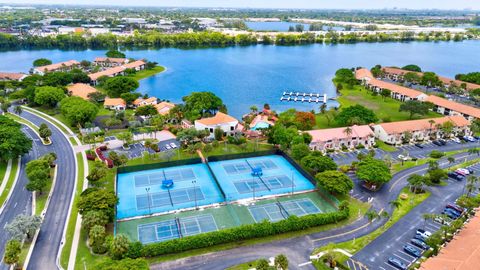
141, 206, 349, 257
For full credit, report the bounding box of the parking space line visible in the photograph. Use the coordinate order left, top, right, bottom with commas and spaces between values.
398, 250, 416, 260
383, 262, 398, 270
392, 253, 412, 263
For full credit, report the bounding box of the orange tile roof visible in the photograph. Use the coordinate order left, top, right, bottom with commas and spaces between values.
196, 112, 238, 126
427, 95, 480, 118
306, 125, 374, 143
376, 116, 470, 135
133, 97, 157, 106
67, 83, 97, 100
35, 60, 80, 73
104, 98, 126, 107
355, 68, 374, 80
94, 57, 128, 64
123, 60, 146, 69
420, 212, 480, 270
155, 102, 175, 115
88, 66, 126, 81
0, 72, 26, 80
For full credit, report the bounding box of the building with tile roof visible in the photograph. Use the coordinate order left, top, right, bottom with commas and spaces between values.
93, 57, 129, 67
33, 60, 80, 75
154, 102, 175, 115
67, 83, 98, 100
306, 125, 375, 151
0, 72, 27, 81
427, 95, 480, 121
132, 97, 158, 108
195, 112, 241, 138
88, 66, 126, 85
103, 98, 126, 111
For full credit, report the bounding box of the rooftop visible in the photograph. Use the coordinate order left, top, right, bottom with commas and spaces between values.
94, 57, 129, 64
0, 72, 26, 80
375, 115, 470, 134
427, 95, 480, 119
155, 102, 175, 115
306, 125, 374, 143
88, 66, 126, 81
35, 60, 80, 73
67, 83, 97, 100
104, 97, 126, 107
195, 112, 238, 126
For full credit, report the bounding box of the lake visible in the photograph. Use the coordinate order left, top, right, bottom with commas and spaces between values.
0, 41, 479, 118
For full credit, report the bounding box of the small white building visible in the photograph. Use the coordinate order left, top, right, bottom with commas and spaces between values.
103, 98, 126, 111
194, 112, 241, 138
33, 60, 80, 75
132, 97, 158, 108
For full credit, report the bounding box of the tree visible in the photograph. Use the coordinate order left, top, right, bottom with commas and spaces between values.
182, 91, 225, 121
319, 103, 327, 114
428, 168, 447, 184
38, 123, 51, 141
25, 158, 50, 194
103, 77, 139, 98
82, 210, 109, 232
3, 240, 21, 265
1, 100, 11, 113
256, 259, 269, 270
336, 105, 378, 126
33, 58, 52, 67
110, 234, 130, 260
403, 72, 421, 84
380, 89, 391, 100
5, 214, 42, 241
407, 174, 428, 193
108, 151, 128, 167
421, 72, 441, 87
13, 105, 22, 115
402, 64, 422, 72
389, 199, 402, 210
294, 111, 315, 130
291, 143, 311, 160
77, 188, 118, 221
399, 100, 432, 119
60, 96, 99, 126
365, 210, 379, 222
334, 68, 357, 86
117, 132, 133, 147
324, 109, 338, 127
0, 116, 32, 161
135, 105, 158, 117
356, 157, 392, 186
315, 170, 353, 195
90, 225, 107, 254
250, 105, 258, 114
34, 86, 65, 107
106, 50, 126, 58
300, 155, 337, 175
120, 92, 141, 105
447, 156, 455, 164
88, 91, 106, 104
274, 254, 288, 270
86, 162, 108, 184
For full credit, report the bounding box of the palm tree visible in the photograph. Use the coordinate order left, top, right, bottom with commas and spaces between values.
466, 175, 478, 196
422, 213, 436, 230
365, 210, 379, 223
249, 105, 258, 114
407, 174, 426, 193
13, 106, 22, 115
389, 199, 402, 210
447, 156, 455, 164
319, 103, 327, 114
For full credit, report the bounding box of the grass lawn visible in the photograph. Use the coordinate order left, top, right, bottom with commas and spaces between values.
203, 141, 275, 157
0, 162, 7, 186
128, 66, 166, 81
35, 168, 55, 215
22, 106, 77, 139
145, 197, 369, 265
5, 112, 40, 132
226, 260, 261, 270
314, 85, 441, 129
312, 188, 430, 259
0, 159, 19, 206
60, 153, 86, 269
375, 140, 397, 152
126, 149, 199, 166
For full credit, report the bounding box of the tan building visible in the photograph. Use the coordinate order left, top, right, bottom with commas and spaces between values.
33, 60, 80, 75
306, 125, 375, 151
93, 57, 129, 67
88, 66, 126, 85
154, 102, 175, 115
372, 116, 470, 145
0, 72, 27, 81
132, 97, 158, 108
67, 83, 98, 100
427, 95, 480, 121
195, 112, 242, 138
103, 98, 126, 111
123, 60, 146, 71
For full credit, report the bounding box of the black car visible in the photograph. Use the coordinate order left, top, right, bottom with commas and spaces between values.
404, 244, 422, 257
414, 143, 424, 148
411, 238, 429, 250
414, 233, 428, 242
388, 257, 407, 270
448, 172, 465, 181
438, 139, 447, 145
432, 140, 442, 146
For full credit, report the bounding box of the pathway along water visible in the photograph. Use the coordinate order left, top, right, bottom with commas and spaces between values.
1, 41, 479, 117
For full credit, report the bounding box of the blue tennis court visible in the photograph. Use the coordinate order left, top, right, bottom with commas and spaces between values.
117, 164, 224, 219
249, 198, 321, 222
208, 155, 315, 201
137, 214, 218, 244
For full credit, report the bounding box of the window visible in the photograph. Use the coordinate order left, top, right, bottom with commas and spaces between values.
230, 126, 234, 131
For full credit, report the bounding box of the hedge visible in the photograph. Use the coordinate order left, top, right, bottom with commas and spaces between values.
141, 206, 349, 257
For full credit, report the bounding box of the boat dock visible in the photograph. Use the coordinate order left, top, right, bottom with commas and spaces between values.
280, 91, 327, 103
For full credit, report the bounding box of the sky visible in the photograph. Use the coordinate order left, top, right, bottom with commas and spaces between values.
3, 0, 480, 10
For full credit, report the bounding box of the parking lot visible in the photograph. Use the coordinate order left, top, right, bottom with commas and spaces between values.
352, 161, 480, 270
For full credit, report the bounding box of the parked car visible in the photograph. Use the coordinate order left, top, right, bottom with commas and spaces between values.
165, 144, 171, 150
434, 216, 452, 226
411, 238, 430, 250
446, 203, 465, 214
414, 233, 428, 242
463, 136, 476, 142
448, 172, 465, 181
414, 143, 424, 148
456, 168, 471, 175
404, 244, 422, 257
170, 142, 177, 148
416, 229, 432, 239
398, 154, 409, 161
451, 137, 461, 144
432, 140, 443, 146
443, 208, 460, 219
388, 257, 407, 270
438, 139, 447, 145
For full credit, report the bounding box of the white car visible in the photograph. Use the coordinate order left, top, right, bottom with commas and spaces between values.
451, 138, 461, 144
456, 168, 470, 175
170, 143, 177, 149
398, 154, 409, 161
416, 229, 432, 239
165, 144, 171, 150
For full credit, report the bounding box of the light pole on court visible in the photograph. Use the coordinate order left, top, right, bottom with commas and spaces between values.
145, 187, 151, 214
192, 180, 198, 209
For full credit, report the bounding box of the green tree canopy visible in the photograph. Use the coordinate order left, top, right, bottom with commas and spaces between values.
316, 170, 353, 195
421, 72, 442, 87
301, 154, 337, 175
291, 143, 311, 160
34, 86, 66, 107
120, 92, 141, 105
336, 105, 378, 125
60, 96, 99, 126
135, 105, 158, 117
399, 100, 432, 119
110, 234, 130, 260
33, 58, 52, 67
3, 240, 21, 265
38, 123, 52, 140
103, 76, 139, 98
334, 68, 357, 86
356, 157, 392, 186
82, 210, 109, 232
402, 64, 422, 72
77, 188, 118, 221
106, 50, 126, 58
182, 91, 225, 121
0, 116, 32, 161
5, 214, 42, 241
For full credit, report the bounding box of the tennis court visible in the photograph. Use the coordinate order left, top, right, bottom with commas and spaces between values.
208, 155, 315, 201
117, 163, 224, 219
248, 198, 321, 222
137, 214, 218, 244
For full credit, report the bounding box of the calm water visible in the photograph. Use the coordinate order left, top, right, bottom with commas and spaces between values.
0, 41, 479, 118
245, 21, 345, 31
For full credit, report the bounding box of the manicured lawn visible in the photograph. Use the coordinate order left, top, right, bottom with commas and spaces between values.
0, 159, 19, 206
60, 153, 86, 269
35, 168, 55, 215
314, 85, 441, 129
375, 140, 397, 152
0, 162, 7, 186
203, 141, 274, 157
312, 188, 430, 258
129, 66, 166, 81
226, 260, 260, 270
126, 149, 199, 166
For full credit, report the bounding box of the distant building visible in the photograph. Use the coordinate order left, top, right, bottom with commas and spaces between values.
0, 72, 27, 81
33, 60, 80, 75
67, 83, 98, 100
194, 112, 241, 138
88, 66, 126, 85
426, 95, 480, 121
132, 97, 158, 108
372, 116, 470, 145
122, 18, 147, 24
93, 57, 129, 67
306, 125, 375, 151
154, 102, 175, 115
103, 98, 126, 111
123, 60, 146, 71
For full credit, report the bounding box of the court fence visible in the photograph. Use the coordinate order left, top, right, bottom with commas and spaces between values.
117, 157, 202, 174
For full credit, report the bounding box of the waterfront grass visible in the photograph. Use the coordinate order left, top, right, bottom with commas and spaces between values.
0, 159, 19, 206
376, 140, 397, 152
129, 66, 165, 81
312, 188, 430, 258
60, 152, 86, 269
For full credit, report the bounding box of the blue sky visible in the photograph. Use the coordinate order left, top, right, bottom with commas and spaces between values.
4, 0, 480, 10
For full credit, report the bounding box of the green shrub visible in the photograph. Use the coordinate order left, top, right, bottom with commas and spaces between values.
429, 150, 445, 159
141, 207, 349, 257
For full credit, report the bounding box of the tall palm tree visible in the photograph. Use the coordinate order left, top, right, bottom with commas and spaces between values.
389, 199, 402, 210
365, 210, 379, 223
466, 175, 478, 196
13, 106, 22, 115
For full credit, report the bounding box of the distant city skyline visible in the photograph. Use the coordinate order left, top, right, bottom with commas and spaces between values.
3, 0, 480, 10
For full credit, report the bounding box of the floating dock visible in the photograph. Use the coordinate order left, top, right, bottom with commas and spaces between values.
280, 92, 327, 103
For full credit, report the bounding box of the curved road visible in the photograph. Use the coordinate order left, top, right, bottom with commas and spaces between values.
18, 110, 77, 270
151, 152, 478, 270
0, 125, 46, 270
